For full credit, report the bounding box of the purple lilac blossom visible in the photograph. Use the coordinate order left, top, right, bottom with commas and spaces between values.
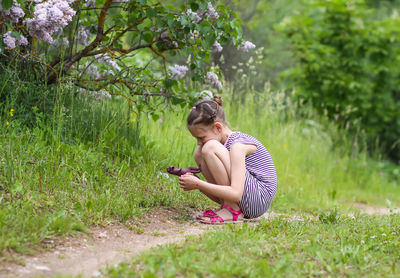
205, 3, 219, 20
0, 0, 25, 23
212, 41, 223, 52
95, 54, 121, 72
3, 31, 28, 49
238, 41, 256, 52
169, 64, 188, 79
198, 90, 213, 100
76, 26, 92, 45
186, 9, 201, 23
205, 72, 222, 89
25, 0, 76, 43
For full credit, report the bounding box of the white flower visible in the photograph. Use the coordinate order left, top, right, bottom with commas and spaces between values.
370, 235, 376, 239
238, 41, 256, 52
205, 72, 222, 89
382, 233, 386, 237
169, 64, 188, 79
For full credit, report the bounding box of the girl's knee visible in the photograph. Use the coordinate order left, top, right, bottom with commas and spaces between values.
201, 140, 222, 156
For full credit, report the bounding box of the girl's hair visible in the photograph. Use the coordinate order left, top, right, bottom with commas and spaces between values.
187, 95, 226, 127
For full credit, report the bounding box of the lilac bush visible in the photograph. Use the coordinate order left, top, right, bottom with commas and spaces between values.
25, 0, 76, 43
0, 0, 252, 114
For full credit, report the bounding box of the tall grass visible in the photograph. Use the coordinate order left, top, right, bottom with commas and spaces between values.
141, 85, 400, 212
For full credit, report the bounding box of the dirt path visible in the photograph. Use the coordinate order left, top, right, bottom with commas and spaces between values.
0, 208, 218, 278
1, 205, 398, 278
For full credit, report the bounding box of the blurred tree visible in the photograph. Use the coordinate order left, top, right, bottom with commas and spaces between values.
281, 0, 400, 162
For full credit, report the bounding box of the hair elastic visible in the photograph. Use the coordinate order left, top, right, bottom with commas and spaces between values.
192, 106, 196, 110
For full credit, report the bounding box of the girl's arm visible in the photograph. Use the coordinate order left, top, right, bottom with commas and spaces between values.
179, 143, 256, 203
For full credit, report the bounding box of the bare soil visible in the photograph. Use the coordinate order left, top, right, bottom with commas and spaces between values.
1, 204, 398, 278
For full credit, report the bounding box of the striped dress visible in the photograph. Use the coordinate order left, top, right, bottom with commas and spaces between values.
224, 131, 277, 218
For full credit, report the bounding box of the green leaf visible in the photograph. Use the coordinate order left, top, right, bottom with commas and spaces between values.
1, 0, 13, 11
190, 2, 199, 11
143, 31, 153, 43
146, 7, 157, 18
164, 78, 177, 88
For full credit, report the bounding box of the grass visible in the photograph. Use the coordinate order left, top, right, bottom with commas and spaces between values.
104, 211, 400, 277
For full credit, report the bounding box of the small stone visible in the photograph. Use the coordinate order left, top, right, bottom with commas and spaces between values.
34, 265, 50, 271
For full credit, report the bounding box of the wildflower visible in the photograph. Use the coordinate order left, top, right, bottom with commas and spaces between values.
205, 72, 222, 89
238, 41, 256, 52
169, 64, 188, 79
360, 240, 365, 244
6, 121, 10, 125
370, 235, 376, 239
158, 118, 163, 124
9, 109, 14, 117
382, 233, 386, 237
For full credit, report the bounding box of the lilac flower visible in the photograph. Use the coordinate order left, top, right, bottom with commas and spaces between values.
0, 0, 25, 23
25, 0, 76, 43
95, 54, 121, 72
205, 72, 222, 89
169, 64, 188, 79
205, 3, 219, 20
212, 41, 223, 52
196, 90, 213, 100
186, 9, 201, 23
76, 26, 92, 45
3, 31, 28, 49
238, 41, 256, 52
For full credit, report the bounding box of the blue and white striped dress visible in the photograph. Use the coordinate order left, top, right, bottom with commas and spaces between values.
224, 131, 277, 218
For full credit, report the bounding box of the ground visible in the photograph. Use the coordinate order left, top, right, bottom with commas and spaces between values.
1, 204, 398, 277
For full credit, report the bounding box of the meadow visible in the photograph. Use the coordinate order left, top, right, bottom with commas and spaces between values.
1, 80, 399, 276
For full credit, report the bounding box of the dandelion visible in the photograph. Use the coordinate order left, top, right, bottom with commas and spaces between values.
6, 121, 10, 125
9, 109, 14, 117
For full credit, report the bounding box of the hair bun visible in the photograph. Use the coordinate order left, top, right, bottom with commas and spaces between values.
213, 95, 223, 107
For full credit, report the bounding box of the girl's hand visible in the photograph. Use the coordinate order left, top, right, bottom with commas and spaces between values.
178, 173, 199, 191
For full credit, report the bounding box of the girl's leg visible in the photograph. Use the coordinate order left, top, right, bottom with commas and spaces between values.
194, 140, 241, 211
193, 145, 223, 204
195, 140, 243, 222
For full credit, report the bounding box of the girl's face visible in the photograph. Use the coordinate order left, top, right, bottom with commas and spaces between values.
188, 123, 222, 146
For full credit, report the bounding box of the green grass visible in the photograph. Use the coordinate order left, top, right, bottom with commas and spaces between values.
104, 211, 400, 277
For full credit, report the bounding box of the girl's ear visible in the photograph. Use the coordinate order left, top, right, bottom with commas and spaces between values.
214, 122, 223, 132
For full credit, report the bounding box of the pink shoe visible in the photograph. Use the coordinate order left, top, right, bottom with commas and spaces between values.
200, 205, 243, 225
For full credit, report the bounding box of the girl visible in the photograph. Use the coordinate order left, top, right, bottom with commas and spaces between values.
178, 95, 277, 224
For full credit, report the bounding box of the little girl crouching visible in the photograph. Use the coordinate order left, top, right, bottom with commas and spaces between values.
178, 96, 277, 224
